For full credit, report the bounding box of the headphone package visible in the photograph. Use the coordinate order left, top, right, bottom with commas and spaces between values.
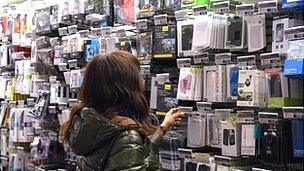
225, 15, 246, 50
177, 19, 194, 57
237, 70, 266, 107
153, 25, 177, 59
226, 64, 239, 101
203, 65, 226, 102
245, 14, 266, 52
221, 119, 241, 157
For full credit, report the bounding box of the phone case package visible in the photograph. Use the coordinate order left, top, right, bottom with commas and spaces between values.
237, 70, 266, 107
177, 67, 195, 100
221, 121, 241, 157
203, 65, 227, 102
225, 15, 246, 50
265, 68, 290, 108
245, 14, 266, 52
187, 112, 207, 147
177, 20, 194, 57
226, 64, 239, 101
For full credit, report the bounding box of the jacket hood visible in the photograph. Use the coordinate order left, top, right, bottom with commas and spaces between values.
68, 107, 143, 155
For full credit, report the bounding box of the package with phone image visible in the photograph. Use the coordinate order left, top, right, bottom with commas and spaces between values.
237, 70, 266, 107
237, 110, 256, 156
177, 19, 194, 57
265, 68, 290, 108
226, 64, 239, 101
153, 25, 177, 59
177, 67, 196, 100
208, 109, 232, 148
156, 73, 178, 116
69, 69, 84, 89
288, 77, 304, 106
221, 117, 241, 157
272, 17, 289, 54
245, 14, 266, 52
84, 38, 100, 61
225, 14, 246, 50
203, 65, 227, 102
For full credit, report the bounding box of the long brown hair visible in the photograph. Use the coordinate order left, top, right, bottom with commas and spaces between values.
62, 50, 156, 141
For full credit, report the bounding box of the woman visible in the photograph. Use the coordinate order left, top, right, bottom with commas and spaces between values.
62, 50, 183, 170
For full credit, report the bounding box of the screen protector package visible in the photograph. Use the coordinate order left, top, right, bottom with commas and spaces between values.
192, 14, 212, 51
177, 20, 194, 57
153, 25, 177, 59
265, 68, 290, 108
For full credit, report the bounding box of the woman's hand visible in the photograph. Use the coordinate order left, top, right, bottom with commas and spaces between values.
160, 108, 183, 132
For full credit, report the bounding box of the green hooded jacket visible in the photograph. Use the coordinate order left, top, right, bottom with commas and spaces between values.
68, 107, 163, 171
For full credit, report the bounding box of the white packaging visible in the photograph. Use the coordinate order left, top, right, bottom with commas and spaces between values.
22, 108, 34, 142
203, 65, 226, 102
241, 124, 256, 156
221, 121, 241, 157
237, 70, 266, 107
194, 67, 204, 101
245, 14, 266, 52
187, 112, 207, 147
272, 17, 289, 54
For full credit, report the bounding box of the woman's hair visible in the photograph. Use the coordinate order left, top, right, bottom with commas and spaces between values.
61, 50, 156, 141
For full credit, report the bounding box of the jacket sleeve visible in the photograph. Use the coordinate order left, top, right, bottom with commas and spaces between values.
106, 130, 146, 171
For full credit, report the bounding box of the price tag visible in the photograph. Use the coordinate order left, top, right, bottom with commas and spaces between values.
164, 84, 172, 91
193, 52, 209, 64
192, 5, 208, 16
213, 1, 230, 13
154, 14, 168, 25
236, 4, 254, 16
162, 26, 168, 32
258, 0, 277, 13
177, 58, 191, 68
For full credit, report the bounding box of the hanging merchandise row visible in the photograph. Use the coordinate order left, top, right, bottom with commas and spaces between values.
0, 0, 303, 170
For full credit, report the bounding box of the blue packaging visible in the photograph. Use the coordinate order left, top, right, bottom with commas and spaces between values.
284, 58, 304, 77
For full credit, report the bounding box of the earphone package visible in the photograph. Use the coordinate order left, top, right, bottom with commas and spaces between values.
221, 119, 241, 157
177, 19, 194, 57
245, 14, 266, 52
177, 67, 195, 100
203, 65, 226, 102
237, 70, 266, 107
226, 64, 239, 101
